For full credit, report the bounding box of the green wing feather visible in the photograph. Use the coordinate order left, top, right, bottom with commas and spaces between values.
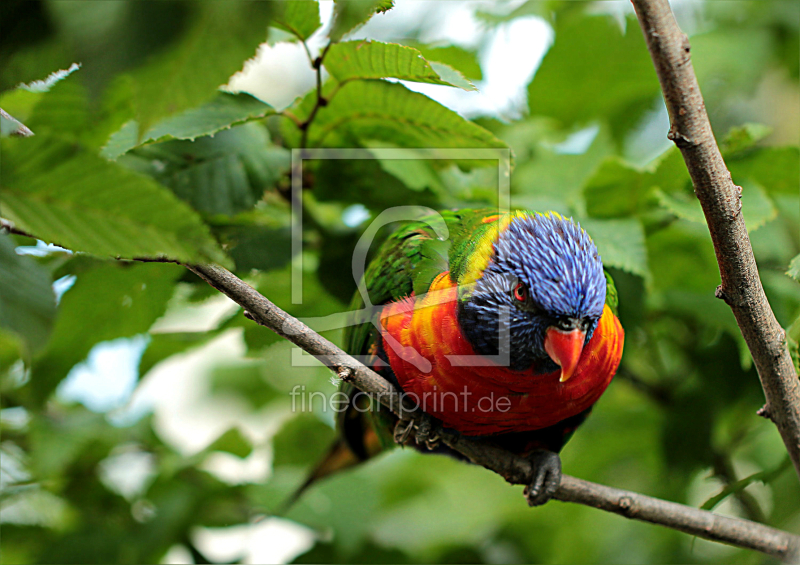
603, 270, 619, 316
343, 209, 477, 357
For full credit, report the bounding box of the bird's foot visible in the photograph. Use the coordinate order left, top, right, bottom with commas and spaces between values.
393, 413, 441, 450
522, 450, 561, 507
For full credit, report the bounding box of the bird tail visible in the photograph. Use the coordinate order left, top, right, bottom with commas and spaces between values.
276, 428, 380, 516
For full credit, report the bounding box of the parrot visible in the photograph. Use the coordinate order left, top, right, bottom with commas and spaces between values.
290, 209, 624, 507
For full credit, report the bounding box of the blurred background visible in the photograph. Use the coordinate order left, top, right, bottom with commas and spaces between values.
1, 0, 798, 563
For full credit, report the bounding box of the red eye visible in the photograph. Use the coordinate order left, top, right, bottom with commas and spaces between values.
513, 282, 527, 302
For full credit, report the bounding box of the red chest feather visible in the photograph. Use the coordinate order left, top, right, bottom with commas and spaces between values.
380, 273, 624, 436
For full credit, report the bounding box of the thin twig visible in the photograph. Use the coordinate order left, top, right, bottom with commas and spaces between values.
630, 0, 800, 483
299, 43, 332, 150
186, 263, 800, 561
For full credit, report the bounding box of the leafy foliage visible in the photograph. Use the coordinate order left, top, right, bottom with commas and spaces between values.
1, 135, 228, 265
1, 1, 798, 564
325, 40, 475, 90
0, 235, 55, 355
271, 1, 322, 41
284, 80, 506, 152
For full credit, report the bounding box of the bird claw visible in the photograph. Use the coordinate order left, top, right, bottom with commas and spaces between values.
392, 413, 441, 450
393, 418, 415, 444
523, 450, 561, 507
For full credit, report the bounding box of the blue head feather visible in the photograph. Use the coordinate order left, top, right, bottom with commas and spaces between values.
458, 213, 606, 372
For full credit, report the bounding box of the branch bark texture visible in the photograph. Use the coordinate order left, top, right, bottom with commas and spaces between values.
630, 0, 800, 481
187, 263, 800, 561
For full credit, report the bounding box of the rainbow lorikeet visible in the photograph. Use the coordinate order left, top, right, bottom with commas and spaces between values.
298, 209, 624, 506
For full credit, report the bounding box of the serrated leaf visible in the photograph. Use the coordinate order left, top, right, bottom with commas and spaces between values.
130, 2, 271, 135
0, 135, 229, 265
403, 43, 482, 80
271, 0, 321, 41
120, 123, 289, 216
208, 427, 253, 459
581, 217, 649, 279
285, 80, 507, 157
329, 0, 391, 42
102, 93, 276, 160
324, 41, 475, 91
0, 235, 56, 354
428, 62, 475, 91
17, 63, 81, 93
23, 74, 90, 143
788, 254, 800, 282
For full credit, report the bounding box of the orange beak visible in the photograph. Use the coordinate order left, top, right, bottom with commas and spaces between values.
544, 327, 586, 383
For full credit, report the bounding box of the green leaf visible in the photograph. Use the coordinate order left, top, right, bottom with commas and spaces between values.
207, 427, 253, 459
721, 123, 773, 155
210, 361, 280, 409
225, 226, 293, 272
0, 88, 43, 124
329, 0, 392, 42
691, 27, 774, 106
23, 73, 90, 143
120, 123, 289, 216
271, 1, 321, 41
32, 262, 182, 404
1, 135, 229, 264
701, 457, 791, 511
729, 146, 800, 195
647, 221, 720, 295
402, 43, 482, 81
654, 189, 705, 224
428, 62, 475, 92
739, 181, 778, 232
102, 93, 276, 160
528, 14, 658, 139
324, 41, 475, 91
272, 414, 336, 468
583, 156, 657, 219
311, 157, 442, 213
580, 218, 649, 279
0, 235, 56, 354
788, 254, 800, 282
129, 2, 271, 134
16, 63, 82, 94
138, 332, 217, 378
514, 124, 613, 211
373, 156, 444, 192
657, 180, 777, 233
285, 80, 507, 156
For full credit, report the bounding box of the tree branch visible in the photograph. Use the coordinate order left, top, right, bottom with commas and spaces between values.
186, 263, 800, 561
630, 0, 800, 482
